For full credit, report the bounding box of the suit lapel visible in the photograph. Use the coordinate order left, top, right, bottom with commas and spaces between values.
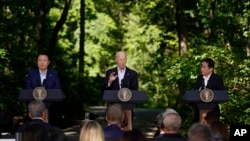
36, 69, 42, 86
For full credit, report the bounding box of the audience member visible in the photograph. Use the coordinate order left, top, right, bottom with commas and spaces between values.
17, 100, 53, 133
21, 123, 45, 141
22, 124, 67, 141
188, 123, 213, 141
210, 121, 229, 141
104, 103, 125, 139
121, 128, 147, 141
151, 112, 186, 141
79, 120, 104, 141
204, 110, 220, 125
153, 108, 178, 137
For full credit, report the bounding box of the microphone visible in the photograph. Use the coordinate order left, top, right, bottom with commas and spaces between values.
120, 79, 124, 89
207, 80, 210, 89
42, 79, 46, 87
199, 79, 205, 91
36, 80, 41, 87
127, 73, 130, 89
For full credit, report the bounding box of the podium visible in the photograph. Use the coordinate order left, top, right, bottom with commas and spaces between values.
183, 90, 228, 123
103, 90, 147, 130
18, 89, 65, 122
19, 89, 65, 102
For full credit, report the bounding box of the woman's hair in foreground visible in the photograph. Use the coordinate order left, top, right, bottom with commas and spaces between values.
79, 120, 104, 141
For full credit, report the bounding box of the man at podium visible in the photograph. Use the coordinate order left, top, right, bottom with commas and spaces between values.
24, 52, 61, 123
25, 52, 61, 89
193, 58, 225, 122
102, 51, 139, 131
102, 51, 138, 91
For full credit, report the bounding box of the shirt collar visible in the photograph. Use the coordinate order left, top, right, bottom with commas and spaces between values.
39, 69, 47, 75
203, 72, 212, 80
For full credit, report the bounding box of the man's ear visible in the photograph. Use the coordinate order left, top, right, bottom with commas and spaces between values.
28, 113, 32, 119
105, 116, 109, 122
41, 111, 46, 119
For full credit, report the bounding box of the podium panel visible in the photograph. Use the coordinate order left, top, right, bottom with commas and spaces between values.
19, 89, 65, 102
102, 90, 147, 109
183, 90, 228, 123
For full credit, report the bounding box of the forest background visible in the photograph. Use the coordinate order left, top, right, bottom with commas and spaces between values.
0, 0, 250, 133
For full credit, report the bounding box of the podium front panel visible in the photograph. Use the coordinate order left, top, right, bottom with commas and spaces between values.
19, 89, 65, 102
196, 103, 217, 110
183, 90, 228, 103
103, 90, 147, 103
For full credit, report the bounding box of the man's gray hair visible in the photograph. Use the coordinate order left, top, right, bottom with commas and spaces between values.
28, 100, 46, 118
115, 51, 126, 59
188, 123, 213, 141
163, 112, 182, 132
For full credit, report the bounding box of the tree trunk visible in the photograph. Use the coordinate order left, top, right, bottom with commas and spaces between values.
49, 0, 72, 57
175, 0, 188, 56
208, 0, 216, 41
38, 0, 47, 53
246, 17, 250, 57
78, 0, 85, 100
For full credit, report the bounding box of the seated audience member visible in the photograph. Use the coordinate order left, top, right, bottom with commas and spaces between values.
104, 103, 125, 139
22, 123, 45, 141
121, 128, 147, 141
79, 120, 104, 141
188, 123, 213, 141
151, 112, 186, 141
210, 121, 229, 141
153, 108, 178, 137
17, 100, 53, 133
22, 124, 67, 141
203, 110, 220, 125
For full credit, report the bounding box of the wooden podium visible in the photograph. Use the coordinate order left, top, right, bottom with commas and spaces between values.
183, 90, 228, 123
18, 89, 65, 122
103, 90, 147, 130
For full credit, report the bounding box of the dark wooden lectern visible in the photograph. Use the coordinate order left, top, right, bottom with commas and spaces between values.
183, 90, 228, 123
19, 89, 65, 122
103, 90, 147, 130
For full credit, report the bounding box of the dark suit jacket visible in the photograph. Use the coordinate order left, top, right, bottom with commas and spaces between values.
150, 133, 187, 141
102, 67, 138, 91
17, 118, 53, 133
103, 124, 124, 139
194, 73, 225, 90
25, 68, 61, 89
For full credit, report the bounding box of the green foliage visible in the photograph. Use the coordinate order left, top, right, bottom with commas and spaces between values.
0, 0, 250, 132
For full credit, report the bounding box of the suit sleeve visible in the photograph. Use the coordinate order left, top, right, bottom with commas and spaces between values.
217, 75, 225, 90
53, 71, 61, 89
25, 70, 34, 89
102, 70, 111, 91
129, 71, 139, 90
193, 75, 202, 90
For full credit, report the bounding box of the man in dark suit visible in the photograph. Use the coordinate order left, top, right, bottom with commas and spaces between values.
25, 52, 61, 89
102, 51, 139, 131
104, 103, 125, 139
193, 58, 225, 122
17, 100, 53, 133
102, 51, 138, 91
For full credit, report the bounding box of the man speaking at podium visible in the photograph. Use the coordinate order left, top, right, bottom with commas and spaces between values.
193, 58, 225, 122
102, 51, 138, 91
102, 51, 139, 131
24, 52, 61, 123
25, 52, 61, 89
